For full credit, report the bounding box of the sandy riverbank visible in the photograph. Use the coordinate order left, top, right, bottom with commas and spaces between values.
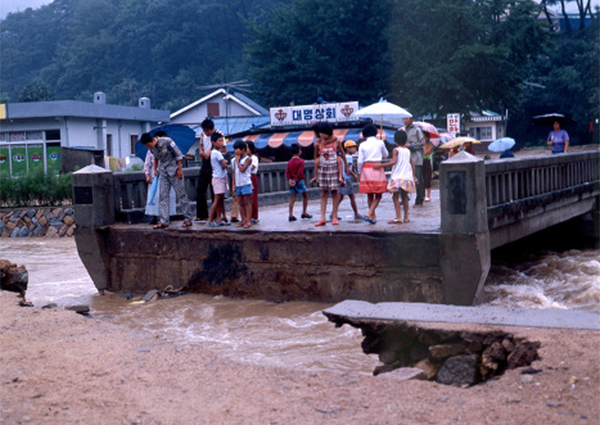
0, 291, 598, 425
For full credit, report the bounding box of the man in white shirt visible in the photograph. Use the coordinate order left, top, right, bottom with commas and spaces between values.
195, 119, 218, 221
403, 116, 425, 208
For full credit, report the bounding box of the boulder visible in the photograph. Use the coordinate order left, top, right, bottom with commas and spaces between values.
436, 354, 479, 387
507, 341, 540, 369
0, 259, 28, 294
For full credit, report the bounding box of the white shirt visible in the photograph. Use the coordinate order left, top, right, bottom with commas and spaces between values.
251, 155, 259, 175
201, 132, 212, 156
235, 155, 252, 187
211, 150, 227, 179
357, 136, 388, 174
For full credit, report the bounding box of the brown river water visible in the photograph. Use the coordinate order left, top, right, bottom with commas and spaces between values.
1, 233, 598, 374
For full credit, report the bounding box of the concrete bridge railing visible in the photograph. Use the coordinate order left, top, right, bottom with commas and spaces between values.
438, 150, 599, 305
484, 151, 600, 249
111, 160, 317, 222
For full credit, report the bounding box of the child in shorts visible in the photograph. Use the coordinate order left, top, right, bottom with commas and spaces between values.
207, 133, 230, 227
338, 140, 362, 220
233, 140, 253, 228
286, 143, 312, 221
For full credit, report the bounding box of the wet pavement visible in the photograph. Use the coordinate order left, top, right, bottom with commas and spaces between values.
131, 186, 442, 235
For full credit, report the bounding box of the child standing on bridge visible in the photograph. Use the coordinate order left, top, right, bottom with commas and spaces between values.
286, 143, 312, 222
338, 140, 362, 220
141, 132, 193, 229
374, 130, 416, 224
233, 140, 254, 228
207, 133, 230, 227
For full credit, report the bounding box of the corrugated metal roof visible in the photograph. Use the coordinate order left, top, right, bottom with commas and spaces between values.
3, 100, 170, 122
193, 116, 270, 137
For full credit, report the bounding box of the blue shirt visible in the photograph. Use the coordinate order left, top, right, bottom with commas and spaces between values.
343, 154, 354, 180
548, 129, 569, 153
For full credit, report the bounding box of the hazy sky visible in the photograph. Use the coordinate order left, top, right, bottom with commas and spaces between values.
1, 0, 598, 20
1, 0, 52, 19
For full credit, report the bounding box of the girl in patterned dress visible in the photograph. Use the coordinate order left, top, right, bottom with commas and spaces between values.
313, 123, 344, 226
374, 130, 416, 224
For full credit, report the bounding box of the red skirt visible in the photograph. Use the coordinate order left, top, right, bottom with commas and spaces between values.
359, 163, 387, 194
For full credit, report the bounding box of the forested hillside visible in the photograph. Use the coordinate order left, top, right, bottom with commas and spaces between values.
0, 0, 285, 110
1, 0, 598, 145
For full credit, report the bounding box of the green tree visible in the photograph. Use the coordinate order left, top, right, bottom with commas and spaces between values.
387, 0, 547, 118
508, 16, 599, 146
18, 81, 56, 102
246, 0, 390, 106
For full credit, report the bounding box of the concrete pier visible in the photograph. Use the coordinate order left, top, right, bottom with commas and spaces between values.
85, 189, 444, 303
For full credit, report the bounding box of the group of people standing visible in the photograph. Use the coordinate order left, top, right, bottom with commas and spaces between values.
140, 119, 259, 229
141, 116, 440, 229
288, 118, 433, 226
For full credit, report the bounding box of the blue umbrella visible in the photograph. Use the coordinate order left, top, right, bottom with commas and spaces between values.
147, 176, 159, 205
488, 137, 516, 152
134, 124, 196, 160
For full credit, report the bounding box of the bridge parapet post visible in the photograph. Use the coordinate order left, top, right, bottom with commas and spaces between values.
71, 165, 114, 292
439, 152, 490, 305
72, 165, 115, 228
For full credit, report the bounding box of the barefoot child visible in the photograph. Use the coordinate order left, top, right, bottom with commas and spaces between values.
233, 140, 253, 228
286, 143, 312, 221
338, 140, 362, 220
140, 132, 193, 229
207, 133, 230, 227
374, 130, 416, 224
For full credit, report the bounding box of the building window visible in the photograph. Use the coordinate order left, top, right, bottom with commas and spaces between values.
26, 131, 44, 140
107, 134, 113, 156
207, 102, 220, 118
46, 129, 61, 140
469, 126, 493, 141
131, 135, 139, 156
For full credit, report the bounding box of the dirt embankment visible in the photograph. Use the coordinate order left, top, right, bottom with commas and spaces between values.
0, 291, 598, 425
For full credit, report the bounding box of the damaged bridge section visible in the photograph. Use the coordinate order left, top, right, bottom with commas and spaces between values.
323, 300, 600, 386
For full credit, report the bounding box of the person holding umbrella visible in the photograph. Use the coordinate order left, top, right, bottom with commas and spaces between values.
547, 121, 569, 154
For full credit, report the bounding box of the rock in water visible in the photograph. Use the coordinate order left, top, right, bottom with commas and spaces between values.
142, 289, 161, 303
0, 259, 28, 295
65, 305, 91, 315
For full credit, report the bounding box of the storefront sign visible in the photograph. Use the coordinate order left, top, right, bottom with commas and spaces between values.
447, 113, 460, 135
270, 102, 359, 127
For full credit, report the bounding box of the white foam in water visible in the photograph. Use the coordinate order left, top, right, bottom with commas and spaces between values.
483, 248, 600, 313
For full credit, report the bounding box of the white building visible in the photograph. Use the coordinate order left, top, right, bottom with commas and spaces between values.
0, 92, 169, 175
465, 110, 507, 143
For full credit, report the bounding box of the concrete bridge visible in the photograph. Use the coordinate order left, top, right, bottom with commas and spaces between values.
72, 150, 599, 305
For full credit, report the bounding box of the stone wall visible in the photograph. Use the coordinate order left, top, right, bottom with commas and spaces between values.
0, 207, 75, 238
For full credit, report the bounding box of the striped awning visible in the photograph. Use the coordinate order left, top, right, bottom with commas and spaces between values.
227, 127, 396, 151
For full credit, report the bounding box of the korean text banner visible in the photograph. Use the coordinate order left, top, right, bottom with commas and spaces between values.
270, 102, 359, 127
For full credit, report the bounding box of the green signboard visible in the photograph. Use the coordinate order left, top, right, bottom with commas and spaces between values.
0, 146, 9, 175
46, 143, 61, 175
28, 144, 44, 174
11, 145, 27, 176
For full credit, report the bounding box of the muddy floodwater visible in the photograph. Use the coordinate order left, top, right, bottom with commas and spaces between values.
2, 236, 598, 374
